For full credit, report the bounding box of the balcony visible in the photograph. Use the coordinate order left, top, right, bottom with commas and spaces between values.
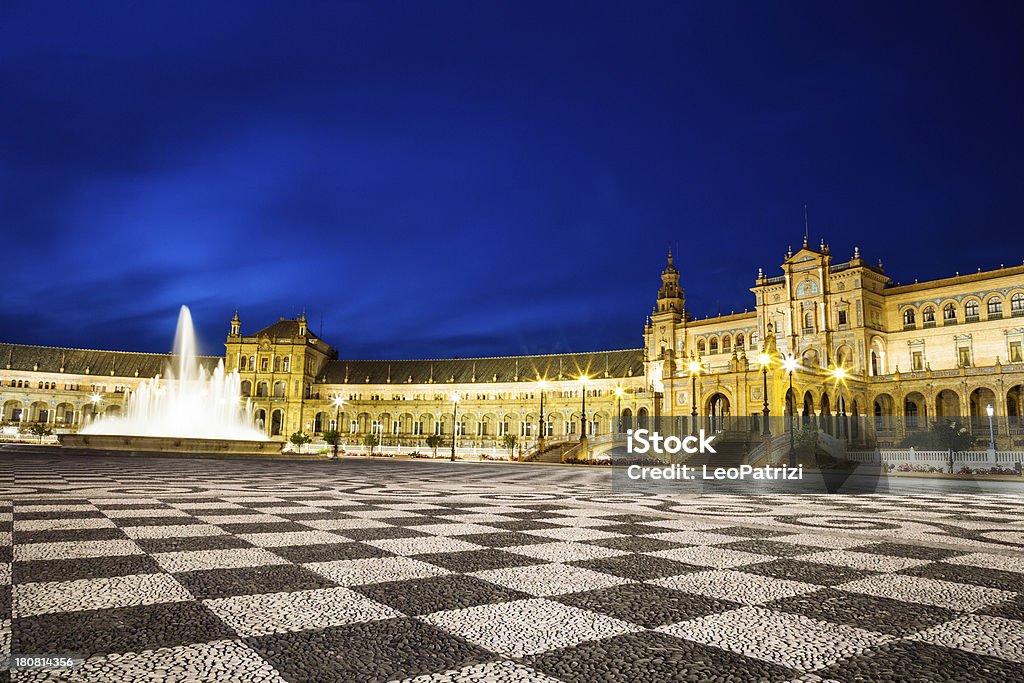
923, 320, 936, 329
965, 315, 980, 324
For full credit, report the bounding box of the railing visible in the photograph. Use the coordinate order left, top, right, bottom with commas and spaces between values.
285, 442, 518, 460
847, 448, 1024, 466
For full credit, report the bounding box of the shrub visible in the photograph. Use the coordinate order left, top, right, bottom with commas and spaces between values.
289, 431, 312, 446
424, 434, 445, 457
899, 420, 974, 451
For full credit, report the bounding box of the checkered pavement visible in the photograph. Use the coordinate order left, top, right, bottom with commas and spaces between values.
2, 451, 1023, 681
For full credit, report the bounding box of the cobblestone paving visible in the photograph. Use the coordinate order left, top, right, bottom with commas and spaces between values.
2, 449, 1024, 681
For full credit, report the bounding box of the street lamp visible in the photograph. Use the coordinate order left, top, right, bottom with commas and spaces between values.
578, 375, 589, 440
688, 359, 701, 417
986, 403, 996, 458
781, 355, 798, 466
688, 358, 701, 434
330, 395, 346, 458
537, 379, 546, 446
449, 392, 461, 461
757, 352, 772, 436
614, 386, 624, 433
89, 393, 102, 425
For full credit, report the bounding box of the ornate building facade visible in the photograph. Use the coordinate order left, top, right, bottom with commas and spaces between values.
2, 240, 1023, 449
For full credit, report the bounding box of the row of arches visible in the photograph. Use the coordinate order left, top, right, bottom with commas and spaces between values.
902, 292, 1024, 327
238, 355, 291, 373
695, 333, 749, 356
1, 400, 122, 424
876, 385, 1022, 426
304, 409, 628, 439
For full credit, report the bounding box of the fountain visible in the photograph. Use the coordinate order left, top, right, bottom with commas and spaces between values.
61, 306, 280, 455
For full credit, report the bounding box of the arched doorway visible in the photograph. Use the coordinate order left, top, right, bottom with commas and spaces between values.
935, 390, 960, 419
851, 399, 862, 441
904, 392, 926, 431
969, 387, 997, 436
3, 399, 23, 422
254, 409, 267, 432
820, 393, 832, 435
873, 394, 895, 433
271, 409, 283, 437
637, 407, 649, 430
802, 391, 815, 425
621, 407, 633, 431
1008, 385, 1022, 436
706, 393, 730, 432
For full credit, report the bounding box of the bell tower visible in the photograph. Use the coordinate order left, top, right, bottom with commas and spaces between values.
229, 309, 241, 337
656, 247, 685, 315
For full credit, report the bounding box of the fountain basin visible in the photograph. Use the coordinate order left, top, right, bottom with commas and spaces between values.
60, 433, 282, 456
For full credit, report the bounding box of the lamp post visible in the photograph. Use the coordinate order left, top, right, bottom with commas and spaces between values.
579, 375, 589, 441
688, 358, 701, 434
537, 380, 546, 447
614, 386, 624, 433
331, 395, 345, 458
782, 355, 798, 466
986, 403, 996, 459
89, 393, 102, 426
450, 392, 461, 461
757, 353, 772, 436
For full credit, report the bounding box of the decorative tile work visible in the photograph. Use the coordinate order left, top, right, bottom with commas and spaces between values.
7, 451, 1024, 683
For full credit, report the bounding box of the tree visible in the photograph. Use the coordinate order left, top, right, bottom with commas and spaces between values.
29, 424, 53, 437
362, 433, 380, 455
322, 429, 342, 458
501, 433, 518, 457
425, 434, 444, 458
289, 431, 312, 448
899, 420, 975, 452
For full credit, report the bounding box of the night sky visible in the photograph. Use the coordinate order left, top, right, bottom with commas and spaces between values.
2, 1, 1023, 360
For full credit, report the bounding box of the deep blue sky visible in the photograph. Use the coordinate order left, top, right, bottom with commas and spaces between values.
2, 1, 1023, 359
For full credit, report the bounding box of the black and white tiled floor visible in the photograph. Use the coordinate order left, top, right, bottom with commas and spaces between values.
2, 449, 1023, 681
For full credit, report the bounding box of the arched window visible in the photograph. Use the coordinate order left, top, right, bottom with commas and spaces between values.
274, 356, 281, 372
722, 336, 731, 353
923, 306, 935, 323
965, 300, 979, 320
709, 337, 719, 354
697, 339, 706, 354
260, 357, 269, 372
273, 381, 286, 398
1012, 292, 1024, 316
987, 297, 1003, 317
283, 357, 290, 372
903, 309, 916, 326
239, 356, 248, 371
240, 380, 252, 396
256, 382, 268, 397
735, 333, 744, 349
803, 311, 814, 333
943, 303, 957, 322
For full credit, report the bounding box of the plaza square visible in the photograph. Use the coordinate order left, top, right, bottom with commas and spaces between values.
1, 450, 1022, 681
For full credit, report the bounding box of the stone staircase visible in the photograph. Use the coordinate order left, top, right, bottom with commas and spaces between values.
683, 432, 752, 469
